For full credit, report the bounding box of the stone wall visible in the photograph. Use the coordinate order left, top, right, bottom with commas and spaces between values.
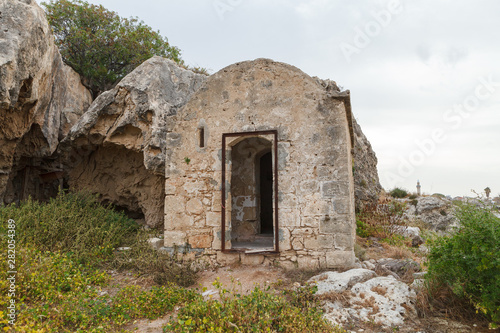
164, 59, 356, 269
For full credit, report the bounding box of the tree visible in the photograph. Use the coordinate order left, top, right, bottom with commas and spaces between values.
43, 0, 183, 97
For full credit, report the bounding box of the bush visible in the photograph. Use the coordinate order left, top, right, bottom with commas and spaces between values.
426, 203, 500, 327
0, 190, 138, 264
389, 187, 408, 198
164, 281, 343, 332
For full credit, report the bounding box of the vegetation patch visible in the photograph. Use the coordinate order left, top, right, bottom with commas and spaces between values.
164, 280, 343, 333
389, 187, 408, 198
426, 202, 500, 327
1, 191, 342, 332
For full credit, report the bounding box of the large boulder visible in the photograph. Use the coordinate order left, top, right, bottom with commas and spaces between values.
309, 269, 417, 328
60, 56, 207, 227
0, 0, 92, 203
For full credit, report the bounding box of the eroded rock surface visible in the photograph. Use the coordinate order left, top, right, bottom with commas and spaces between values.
352, 118, 382, 210
60, 56, 207, 226
309, 268, 417, 328
404, 196, 458, 232
0, 0, 92, 203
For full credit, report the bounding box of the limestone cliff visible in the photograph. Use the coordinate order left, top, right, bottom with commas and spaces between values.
60, 57, 207, 227
0, 0, 92, 203
352, 118, 382, 210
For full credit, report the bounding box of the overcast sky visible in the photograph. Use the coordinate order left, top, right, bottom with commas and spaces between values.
82, 0, 500, 197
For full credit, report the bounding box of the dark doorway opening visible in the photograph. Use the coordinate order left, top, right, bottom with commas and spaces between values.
259, 152, 273, 234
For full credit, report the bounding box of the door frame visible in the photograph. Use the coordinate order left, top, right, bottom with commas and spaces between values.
221, 130, 279, 253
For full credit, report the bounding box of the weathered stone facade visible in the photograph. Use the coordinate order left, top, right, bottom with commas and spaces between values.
164, 59, 356, 269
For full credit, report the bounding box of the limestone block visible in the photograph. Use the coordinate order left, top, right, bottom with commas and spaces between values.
278, 228, 292, 251
302, 197, 333, 216
291, 237, 304, 250
335, 233, 354, 251
326, 250, 355, 268
240, 254, 265, 265
333, 198, 350, 215
164, 231, 186, 247
304, 234, 334, 250
184, 181, 207, 194
278, 260, 298, 270
206, 211, 220, 227
278, 192, 298, 209
165, 196, 186, 214
189, 234, 212, 249
166, 213, 191, 231
165, 182, 178, 195
321, 181, 349, 198
297, 256, 319, 270
212, 193, 222, 212
186, 198, 204, 215
301, 216, 320, 228
291, 227, 314, 236
298, 179, 319, 193
279, 209, 300, 227
319, 215, 352, 234
216, 251, 240, 265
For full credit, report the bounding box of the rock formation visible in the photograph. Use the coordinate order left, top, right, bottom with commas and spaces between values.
352, 118, 382, 210
0, 0, 92, 203
404, 196, 458, 232
309, 268, 417, 328
60, 56, 207, 227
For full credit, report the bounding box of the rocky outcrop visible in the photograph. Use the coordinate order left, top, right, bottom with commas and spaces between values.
309, 268, 417, 328
404, 196, 458, 232
60, 56, 207, 227
0, 0, 92, 203
352, 118, 382, 210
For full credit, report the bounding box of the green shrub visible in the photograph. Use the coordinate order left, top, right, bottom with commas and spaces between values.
389, 187, 408, 198
164, 282, 342, 333
356, 218, 371, 238
0, 190, 138, 264
0, 245, 198, 331
426, 203, 500, 327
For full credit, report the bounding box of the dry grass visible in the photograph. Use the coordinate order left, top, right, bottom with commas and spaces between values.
317, 290, 354, 307
382, 243, 413, 259
415, 282, 492, 329
371, 285, 388, 296
283, 268, 328, 286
